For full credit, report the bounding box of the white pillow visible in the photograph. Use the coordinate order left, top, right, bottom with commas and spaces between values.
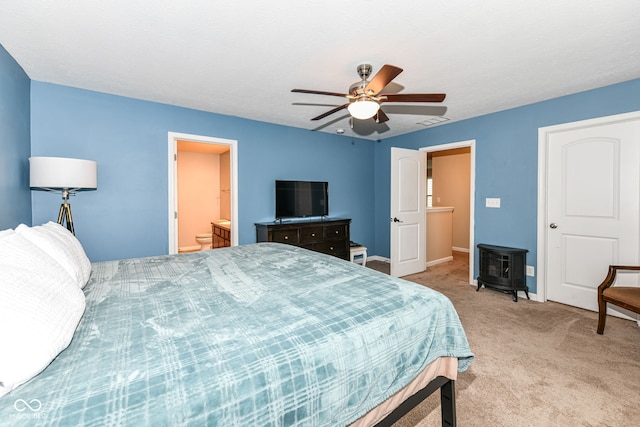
0, 232, 85, 397
16, 222, 92, 289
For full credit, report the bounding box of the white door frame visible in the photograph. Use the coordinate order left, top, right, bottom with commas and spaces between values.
168, 131, 238, 255
420, 139, 476, 286
536, 111, 640, 302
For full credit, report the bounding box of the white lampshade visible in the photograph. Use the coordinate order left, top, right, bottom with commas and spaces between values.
29, 157, 97, 191
347, 99, 380, 120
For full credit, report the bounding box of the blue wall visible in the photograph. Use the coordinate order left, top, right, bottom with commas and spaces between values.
0, 44, 31, 229
3, 43, 639, 284
374, 79, 640, 293
30, 82, 375, 261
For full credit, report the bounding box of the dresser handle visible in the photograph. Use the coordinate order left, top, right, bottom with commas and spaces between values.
311, 233, 315, 237
284, 236, 288, 240
335, 230, 339, 234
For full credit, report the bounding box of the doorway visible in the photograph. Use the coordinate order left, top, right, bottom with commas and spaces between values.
168, 132, 238, 255
537, 111, 640, 319
421, 140, 475, 286
427, 146, 471, 261
389, 140, 475, 284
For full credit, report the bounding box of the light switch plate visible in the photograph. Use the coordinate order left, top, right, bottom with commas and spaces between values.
526, 265, 535, 277
486, 197, 501, 208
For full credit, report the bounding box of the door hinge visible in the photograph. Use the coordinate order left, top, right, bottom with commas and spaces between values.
174, 211, 178, 219
174, 154, 177, 161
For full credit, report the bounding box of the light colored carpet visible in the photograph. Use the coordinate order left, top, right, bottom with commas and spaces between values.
366, 253, 640, 426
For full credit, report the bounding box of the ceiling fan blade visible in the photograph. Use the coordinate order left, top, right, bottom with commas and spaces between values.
311, 104, 349, 121
380, 93, 446, 103
292, 89, 349, 98
374, 109, 389, 123
363, 65, 403, 95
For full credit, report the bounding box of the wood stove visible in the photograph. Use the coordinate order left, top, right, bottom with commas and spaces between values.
477, 243, 529, 302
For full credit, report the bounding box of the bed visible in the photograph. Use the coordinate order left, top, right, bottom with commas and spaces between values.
0, 223, 473, 426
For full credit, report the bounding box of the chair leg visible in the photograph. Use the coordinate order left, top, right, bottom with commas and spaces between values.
597, 299, 607, 335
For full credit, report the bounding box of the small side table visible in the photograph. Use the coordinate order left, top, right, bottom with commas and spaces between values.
350, 246, 367, 266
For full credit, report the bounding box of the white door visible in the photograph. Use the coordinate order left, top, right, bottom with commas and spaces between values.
390, 147, 426, 277
545, 116, 640, 318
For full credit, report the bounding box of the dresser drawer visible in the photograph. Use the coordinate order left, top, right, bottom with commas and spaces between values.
255, 218, 351, 261
271, 229, 300, 244
325, 224, 347, 240
315, 241, 348, 258
300, 226, 323, 244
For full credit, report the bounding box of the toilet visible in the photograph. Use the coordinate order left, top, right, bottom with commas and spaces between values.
195, 233, 213, 250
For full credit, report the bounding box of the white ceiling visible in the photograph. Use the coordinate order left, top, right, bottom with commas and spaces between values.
1, 1, 639, 140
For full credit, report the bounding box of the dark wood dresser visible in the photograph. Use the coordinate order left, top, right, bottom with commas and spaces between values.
255, 218, 351, 260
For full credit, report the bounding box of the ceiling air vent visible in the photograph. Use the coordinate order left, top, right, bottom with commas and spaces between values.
417, 116, 449, 127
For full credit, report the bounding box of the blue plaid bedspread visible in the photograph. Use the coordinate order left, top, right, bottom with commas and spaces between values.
0, 243, 473, 426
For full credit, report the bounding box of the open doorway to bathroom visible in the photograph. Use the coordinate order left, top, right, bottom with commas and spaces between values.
167, 132, 238, 255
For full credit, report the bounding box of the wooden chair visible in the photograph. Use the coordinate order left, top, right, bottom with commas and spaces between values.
597, 265, 640, 334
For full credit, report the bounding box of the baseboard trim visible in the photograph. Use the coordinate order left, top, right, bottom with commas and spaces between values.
426, 256, 454, 267
368, 255, 389, 263
452, 247, 470, 253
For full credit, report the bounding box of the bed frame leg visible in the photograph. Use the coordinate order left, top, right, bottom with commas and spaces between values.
441, 379, 456, 427
371, 377, 457, 427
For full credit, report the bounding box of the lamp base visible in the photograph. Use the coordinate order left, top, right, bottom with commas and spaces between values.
57, 203, 75, 235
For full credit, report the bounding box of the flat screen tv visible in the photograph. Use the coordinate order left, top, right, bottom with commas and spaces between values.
275, 180, 328, 219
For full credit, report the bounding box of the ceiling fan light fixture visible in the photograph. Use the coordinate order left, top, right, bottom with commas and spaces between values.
347, 99, 379, 120
292, 64, 446, 124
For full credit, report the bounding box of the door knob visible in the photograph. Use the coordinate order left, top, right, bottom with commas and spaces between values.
391, 217, 403, 223
549, 223, 558, 229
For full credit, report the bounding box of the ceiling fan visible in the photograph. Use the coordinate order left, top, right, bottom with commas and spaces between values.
291, 64, 446, 123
